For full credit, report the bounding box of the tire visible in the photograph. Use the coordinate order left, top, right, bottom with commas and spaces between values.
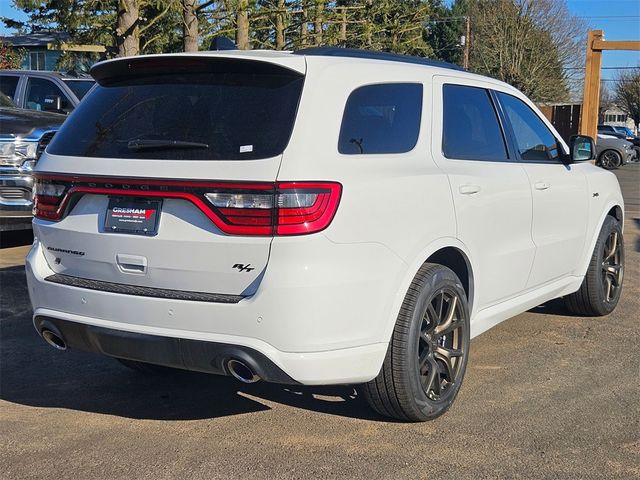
116, 358, 177, 374
565, 216, 624, 316
598, 150, 623, 169
363, 263, 470, 422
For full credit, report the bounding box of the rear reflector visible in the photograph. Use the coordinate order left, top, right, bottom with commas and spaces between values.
33, 175, 342, 236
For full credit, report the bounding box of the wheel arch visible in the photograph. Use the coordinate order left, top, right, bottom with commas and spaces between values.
381, 238, 476, 345
576, 201, 624, 277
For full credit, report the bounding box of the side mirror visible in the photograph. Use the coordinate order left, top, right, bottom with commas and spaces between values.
43, 95, 63, 113
569, 135, 595, 163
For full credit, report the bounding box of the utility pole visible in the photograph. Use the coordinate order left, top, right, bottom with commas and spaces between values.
462, 15, 470, 70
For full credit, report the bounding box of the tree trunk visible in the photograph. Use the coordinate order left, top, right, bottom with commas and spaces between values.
275, 0, 285, 50
314, 0, 324, 46
236, 0, 250, 50
116, 0, 139, 57
300, 1, 308, 47
183, 0, 198, 52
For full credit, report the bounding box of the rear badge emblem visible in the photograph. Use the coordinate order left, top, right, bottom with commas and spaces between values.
233, 263, 255, 273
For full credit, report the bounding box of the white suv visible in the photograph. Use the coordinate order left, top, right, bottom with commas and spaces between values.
26, 48, 625, 421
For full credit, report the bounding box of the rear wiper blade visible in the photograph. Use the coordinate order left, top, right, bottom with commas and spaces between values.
127, 139, 209, 151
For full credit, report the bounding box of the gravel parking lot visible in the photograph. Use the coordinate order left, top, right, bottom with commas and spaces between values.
1, 164, 639, 480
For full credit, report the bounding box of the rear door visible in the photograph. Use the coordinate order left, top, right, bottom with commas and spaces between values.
431, 77, 535, 310
494, 91, 589, 287
34, 55, 306, 296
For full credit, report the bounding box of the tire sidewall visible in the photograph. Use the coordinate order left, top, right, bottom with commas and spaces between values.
590, 216, 624, 314
404, 267, 470, 419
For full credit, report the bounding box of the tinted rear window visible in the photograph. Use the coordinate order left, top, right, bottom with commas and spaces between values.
48, 64, 304, 160
338, 83, 422, 154
442, 84, 508, 161
62, 79, 95, 100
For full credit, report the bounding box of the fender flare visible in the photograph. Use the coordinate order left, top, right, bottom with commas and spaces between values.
576, 200, 624, 277
380, 237, 475, 345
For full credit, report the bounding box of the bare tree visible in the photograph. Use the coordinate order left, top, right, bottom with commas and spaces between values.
599, 81, 614, 123
469, 0, 586, 102
614, 69, 640, 132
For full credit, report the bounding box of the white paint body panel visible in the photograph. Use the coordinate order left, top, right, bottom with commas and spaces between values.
26, 51, 624, 385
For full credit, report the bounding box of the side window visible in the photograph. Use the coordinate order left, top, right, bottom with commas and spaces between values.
442, 84, 508, 161
338, 83, 422, 154
25, 78, 70, 112
496, 92, 560, 162
0, 75, 20, 100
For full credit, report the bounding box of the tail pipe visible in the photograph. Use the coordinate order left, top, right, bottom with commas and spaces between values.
226, 359, 261, 383
41, 329, 67, 350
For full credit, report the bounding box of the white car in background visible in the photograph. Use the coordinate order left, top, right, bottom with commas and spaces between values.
26, 48, 625, 421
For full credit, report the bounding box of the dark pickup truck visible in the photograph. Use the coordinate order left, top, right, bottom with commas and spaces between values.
0, 93, 64, 231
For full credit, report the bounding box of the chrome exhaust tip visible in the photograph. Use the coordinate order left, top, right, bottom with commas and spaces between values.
41, 329, 67, 351
227, 359, 260, 383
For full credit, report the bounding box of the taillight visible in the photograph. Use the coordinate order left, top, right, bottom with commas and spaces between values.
203, 182, 342, 235
33, 175, 342, 236
33, 178, 68, 220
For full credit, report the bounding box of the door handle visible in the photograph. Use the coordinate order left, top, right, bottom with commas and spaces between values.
116, 254, 147, 274
534, 182, 551, 191
459, 184, 481, 195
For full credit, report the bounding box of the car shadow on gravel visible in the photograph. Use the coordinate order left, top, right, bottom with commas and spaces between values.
0, 265, 384, 423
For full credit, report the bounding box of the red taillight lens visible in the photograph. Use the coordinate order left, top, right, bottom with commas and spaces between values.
33, 175, 342, 236
33, 178, 68, 220
275, 183, 342, 235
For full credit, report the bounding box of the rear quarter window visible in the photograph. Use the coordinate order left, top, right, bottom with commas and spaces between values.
338, 83, 423, 155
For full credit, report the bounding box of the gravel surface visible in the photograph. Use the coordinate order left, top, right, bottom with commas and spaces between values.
1, 164, 638, 479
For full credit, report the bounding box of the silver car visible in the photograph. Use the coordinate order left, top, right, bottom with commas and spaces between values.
596, 134, 636, 169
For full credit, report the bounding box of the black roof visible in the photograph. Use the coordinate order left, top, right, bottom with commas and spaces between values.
0, 32, 70, 47
293, 47, 464, 71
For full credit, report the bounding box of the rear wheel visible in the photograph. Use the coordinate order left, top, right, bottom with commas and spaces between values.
599, 150, 623, 169
565, 216, 624, 316
363, 263, 470, 422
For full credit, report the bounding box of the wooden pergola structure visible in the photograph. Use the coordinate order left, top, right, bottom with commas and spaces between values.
580, 30, 640, 140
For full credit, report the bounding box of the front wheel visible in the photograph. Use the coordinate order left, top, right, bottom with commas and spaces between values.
363, 263, 470, 422
565, 216, 624, 316
599, 150, 623, 169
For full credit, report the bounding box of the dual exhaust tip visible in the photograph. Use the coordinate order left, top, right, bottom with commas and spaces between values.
226, 358, 261, 383
40, 327, 261, 384
41, 329, 67, 351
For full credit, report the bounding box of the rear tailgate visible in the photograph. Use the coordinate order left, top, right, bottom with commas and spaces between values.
33, 54, 306, 297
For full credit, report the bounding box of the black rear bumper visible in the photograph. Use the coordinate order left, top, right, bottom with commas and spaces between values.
34, 316, 299, 385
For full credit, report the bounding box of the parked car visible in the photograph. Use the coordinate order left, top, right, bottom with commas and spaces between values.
0, 70, 95, 115
596, 134, 636, 169
612, 126, 637, 138
0, 92, 63, 231
27, 48, 625, 422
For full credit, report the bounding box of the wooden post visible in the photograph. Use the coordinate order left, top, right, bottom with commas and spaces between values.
580, 30, 603, 141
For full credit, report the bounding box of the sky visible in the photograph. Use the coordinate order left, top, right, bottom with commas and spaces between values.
1, 0, 639, 79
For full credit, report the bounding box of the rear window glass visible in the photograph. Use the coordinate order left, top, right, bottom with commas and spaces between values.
62, 79, 95, 100
48, 64, 304, 161
338, 83, 422, 154
442, 84, 508, 161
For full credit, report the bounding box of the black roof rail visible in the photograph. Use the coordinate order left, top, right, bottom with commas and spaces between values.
293, 47, 464, 71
